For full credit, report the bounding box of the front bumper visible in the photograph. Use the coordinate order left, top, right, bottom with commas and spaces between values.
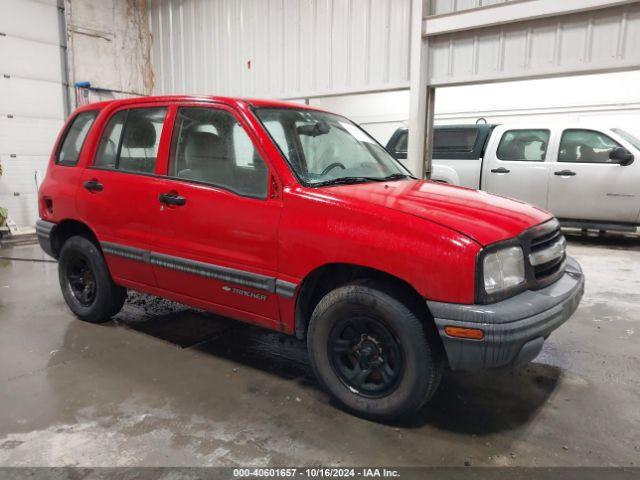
428, 256, 584, 372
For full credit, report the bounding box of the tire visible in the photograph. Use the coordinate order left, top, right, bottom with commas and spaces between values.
58, 235, 127, 323
307, 283, 443, 420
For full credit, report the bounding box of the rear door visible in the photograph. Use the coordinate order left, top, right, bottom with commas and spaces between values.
547, 128, 640, 223
482, 126, 554, 209
149, 104, 281, 328
76, 104, 170, 287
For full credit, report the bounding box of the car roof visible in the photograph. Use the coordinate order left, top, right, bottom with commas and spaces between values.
393, 123, 498, 133
395, 123, 628, 132
74, 95, 325, 113
491, 123, 620, 131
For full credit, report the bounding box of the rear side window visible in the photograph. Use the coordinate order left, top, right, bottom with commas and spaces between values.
56, 111, 98, 165
497, 129, 550, 162
433, 128, 478, 153
94, 107, 167, 174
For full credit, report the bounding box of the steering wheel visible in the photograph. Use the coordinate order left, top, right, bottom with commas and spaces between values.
321, 162, 346, 176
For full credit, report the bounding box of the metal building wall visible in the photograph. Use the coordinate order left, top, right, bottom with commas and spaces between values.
407, 0, 640, 178
426, 2, 640, 86
429, 0, 512, 16
147, 0, 412, 98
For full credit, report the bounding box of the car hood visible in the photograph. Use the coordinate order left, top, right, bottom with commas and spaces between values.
316, 179, 552, 246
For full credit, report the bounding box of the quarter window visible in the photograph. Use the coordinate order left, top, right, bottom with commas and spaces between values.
395, 132, 408, 152
559, 129, 622, 163
434, 128, 478, 153
168, 107, 268, 199
94, 107, 167, 173
497, 130, 550, 162
56, 110, 98, 165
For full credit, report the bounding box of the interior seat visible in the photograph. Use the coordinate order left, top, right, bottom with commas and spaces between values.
579, 145, 597, 163
178, 131, 236, 188
119, 116, 158, 173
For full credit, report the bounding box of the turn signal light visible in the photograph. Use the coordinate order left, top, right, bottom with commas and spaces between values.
444, 326, 484, 340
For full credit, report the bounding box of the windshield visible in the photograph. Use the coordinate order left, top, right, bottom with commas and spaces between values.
612, 128, 640, 151
254, 108, 411, 186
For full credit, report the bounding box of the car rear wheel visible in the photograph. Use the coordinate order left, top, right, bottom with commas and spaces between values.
58, 235, 127, 323
307, 283, 442, 420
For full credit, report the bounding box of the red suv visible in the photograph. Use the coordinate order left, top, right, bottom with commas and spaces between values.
37, 96, 584, 419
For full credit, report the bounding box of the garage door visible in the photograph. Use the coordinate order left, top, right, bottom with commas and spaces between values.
0, 0, 66, 230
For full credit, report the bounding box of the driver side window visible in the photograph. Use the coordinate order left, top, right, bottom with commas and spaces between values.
558, 129, 622, 164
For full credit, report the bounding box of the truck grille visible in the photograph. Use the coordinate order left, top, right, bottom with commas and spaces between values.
524, 219, 566, 289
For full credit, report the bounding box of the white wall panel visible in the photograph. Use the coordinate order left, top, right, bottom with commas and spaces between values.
0, 156, 48, 195
0, 155, 49, 229
0, 36, 62, 82
0, 117, 60, 156
0, 0, 65, 229
0, 0, 60, 44
0, 77, 64, 119
148, 0, 412, 98
426, 3, 640, 86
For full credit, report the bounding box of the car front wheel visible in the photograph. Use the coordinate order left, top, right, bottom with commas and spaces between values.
58, 235, 126, 323
307, 283, 442, 420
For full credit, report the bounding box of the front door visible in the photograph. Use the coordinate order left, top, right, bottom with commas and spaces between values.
547, 128, 640, 223
482, 127, 553, 209
150, 104, 281, 328
76, 105, 169, 287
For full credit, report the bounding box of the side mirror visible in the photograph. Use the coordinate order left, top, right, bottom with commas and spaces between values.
609, 147, 634, 166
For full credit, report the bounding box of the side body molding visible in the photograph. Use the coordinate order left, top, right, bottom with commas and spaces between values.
100, 241, 297, 298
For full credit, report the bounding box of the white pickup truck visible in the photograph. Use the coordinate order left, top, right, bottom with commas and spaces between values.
386, 124, 640, 232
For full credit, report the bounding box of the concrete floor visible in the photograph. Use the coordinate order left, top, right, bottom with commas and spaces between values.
0, 235, 638, 467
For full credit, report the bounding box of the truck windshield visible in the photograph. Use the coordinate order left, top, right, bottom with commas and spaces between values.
254, 108, 411, 186
612, 128, 640, 151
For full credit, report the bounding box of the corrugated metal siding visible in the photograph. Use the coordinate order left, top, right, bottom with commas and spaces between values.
148, 0, 412, 98
427, 3, 640, 86
429, 0, 514, 16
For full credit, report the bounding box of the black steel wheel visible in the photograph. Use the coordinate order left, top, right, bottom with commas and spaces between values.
329, 316, 404, 398
65, 253, 97, 306
58, 235, 127, 323
308, 282, 443, 420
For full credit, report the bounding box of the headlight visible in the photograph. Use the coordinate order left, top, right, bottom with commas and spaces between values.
478, 245, 525, 303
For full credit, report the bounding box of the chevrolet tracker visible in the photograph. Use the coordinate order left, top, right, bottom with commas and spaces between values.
37, 96, 584, 419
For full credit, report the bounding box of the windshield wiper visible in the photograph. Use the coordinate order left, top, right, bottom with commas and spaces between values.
311, 177, 378, 187
379, 173, 412, 181
312, 173, 411, 187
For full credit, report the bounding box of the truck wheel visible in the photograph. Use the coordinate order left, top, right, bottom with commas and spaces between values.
58, 235, 127, 323
307, 284, 442, 420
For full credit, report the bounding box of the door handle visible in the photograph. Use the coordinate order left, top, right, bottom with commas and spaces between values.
159, 192, 186, 206
554, 170, 576, 176
490, 167, 510, 173
83, 179, 103, 192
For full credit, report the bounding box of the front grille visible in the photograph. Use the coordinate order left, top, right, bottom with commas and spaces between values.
533, 255, 565, 279
523, 219, 566, 289
530, 228, 561, 249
